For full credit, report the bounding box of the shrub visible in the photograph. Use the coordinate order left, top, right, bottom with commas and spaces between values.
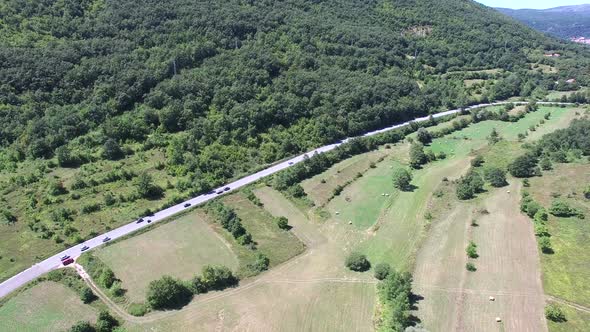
68, 321, 94, 332
99, 269, 116, 289
135, 172, 163, 199
96, 311, 119, 332
374, 263, 391, 280
539, 236, 553, 254
456, 170, 484, 200
471, 155, 484, 167
276, 216, 289, 230
549, 200, 576, 217
416, 128, 432, 144
200, 265, 238, 290
409, 142, 427, 169
79, 287, 96, 304
288, 184, 306, 197
247, 254, 270, 273
146, 275, 193, 310
190, 276, 207, 295
540, 158, 552, 171
345, 252, 371, 272
103, 139, 124, 160
484, 167, 507, 187
456, 180, 474, 200
465, 262, 477, 271
545, 304, 566, 322
487, 128, 501, 145
392, 168, 412, 191
508, 154, 538, 178
377, 270, 412, 330
48, 180, 68, 196
128, 303, 149, 316
466, 241, 478, 258
81, 203, 101, 214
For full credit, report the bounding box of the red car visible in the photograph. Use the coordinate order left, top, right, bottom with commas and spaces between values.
62, 257, 74, 266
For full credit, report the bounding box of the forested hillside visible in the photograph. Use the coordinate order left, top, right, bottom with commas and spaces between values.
497, 5, 590, 39
0, 0, 589, 278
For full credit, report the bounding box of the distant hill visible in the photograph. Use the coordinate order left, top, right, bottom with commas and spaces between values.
497, 4, 590, 39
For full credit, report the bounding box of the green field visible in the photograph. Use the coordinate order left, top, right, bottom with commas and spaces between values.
222, 193, 306, 268
0, 281, 97, 332
301, 150, 388, 206
530, 164, 590, 307
547, 304, 590, 332
327, 160, 403, 230
95, 212, 239, 303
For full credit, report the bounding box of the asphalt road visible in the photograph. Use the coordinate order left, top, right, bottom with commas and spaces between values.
0, 101, 572, 299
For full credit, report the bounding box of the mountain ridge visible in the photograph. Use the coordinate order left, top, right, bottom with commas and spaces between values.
496, 4, 590, 38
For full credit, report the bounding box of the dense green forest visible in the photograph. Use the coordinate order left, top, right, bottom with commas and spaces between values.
1, 0, 589, 279
1, 0, 589, 169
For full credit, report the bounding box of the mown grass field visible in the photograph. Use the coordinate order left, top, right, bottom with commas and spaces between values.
222, 193, 305, 268
0, 281, 97, 332
301, 149, 388, 206
327, 160, 404, 230
529, 164, 590, 317
95, 211, 239, 303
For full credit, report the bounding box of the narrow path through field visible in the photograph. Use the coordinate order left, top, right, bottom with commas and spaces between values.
546, 295, 590, 314
72, 264, 140, 323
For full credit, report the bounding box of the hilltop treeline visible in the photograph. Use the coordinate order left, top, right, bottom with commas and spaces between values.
1, 0, 589, 182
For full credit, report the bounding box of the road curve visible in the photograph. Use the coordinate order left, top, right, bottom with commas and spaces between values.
0, 101, 573, 299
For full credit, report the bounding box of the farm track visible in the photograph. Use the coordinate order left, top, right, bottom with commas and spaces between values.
546, 295, 590, 314
75, 259, 377, 325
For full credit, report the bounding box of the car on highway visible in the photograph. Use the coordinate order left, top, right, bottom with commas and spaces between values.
136, 218, 144, 224
60, 255, 70, 261
81, 245, 90, 252
224, 187, 230, 191
288, 161, 293, 165
184, 203, 191, 208
147, 219, 152, 223
102, 236, 111, 243
217, 190, 224, 194
62, 257, 74, 266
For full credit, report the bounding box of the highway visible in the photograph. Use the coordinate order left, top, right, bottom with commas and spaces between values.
0, 101, 572, 298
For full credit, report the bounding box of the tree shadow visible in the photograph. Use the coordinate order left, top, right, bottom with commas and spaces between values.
409, 292, 424, 310
402, 184, 419, 192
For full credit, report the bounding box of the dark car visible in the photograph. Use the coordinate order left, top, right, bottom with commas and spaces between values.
184, 203, 191, 208
288, 161, 294, 165
62, 257, 74, 266
147, 219, 152, 223
81, 245, 90, 252
136, 218, 144, 224
224, 187, 230, 191
217, 190, 224, 195
102, 237, 111, 243
60, 255, 70, 261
